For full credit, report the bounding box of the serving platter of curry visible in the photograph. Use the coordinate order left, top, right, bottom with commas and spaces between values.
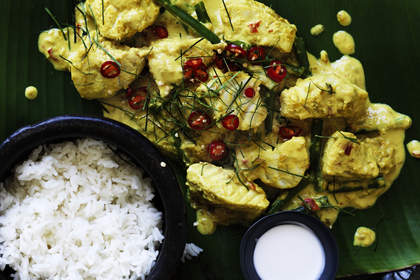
1, 0, 419, 279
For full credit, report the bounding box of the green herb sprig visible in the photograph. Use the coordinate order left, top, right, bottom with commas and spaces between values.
154, 0, 220, 44
45, 8, 67, 41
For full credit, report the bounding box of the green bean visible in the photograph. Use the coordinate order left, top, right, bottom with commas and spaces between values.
327, 177, 385, 194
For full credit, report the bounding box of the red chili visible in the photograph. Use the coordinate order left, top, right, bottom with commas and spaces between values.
185, 58, 204, 70
213, 53, 241, 73
127, 87, 148, 110
244, 87, 255, 98
247, 46, 266, 62
249, 20, 261, 33
152, 25, 169, 39
188, 111, 211, 130
208, 140, 228, 161
47, 48, 58, 61
279, 126, 302, 140
183, 68, 194, 80
214, 54, 226, 71
266, 60, 287, 83
225, 44, 247, 58
195, 69, 209, 82
222, 114, 240, 131
100, 61, 120, 78
344, 143, 353, 156
184, 58, 208, 82
303, 198, 320, 212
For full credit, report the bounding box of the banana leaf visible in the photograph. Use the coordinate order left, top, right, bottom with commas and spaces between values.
0, 0, 420, 279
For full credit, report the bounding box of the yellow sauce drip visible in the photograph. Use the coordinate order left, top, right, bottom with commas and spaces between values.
25, 86, 38, 100
310, 24, 325, 36
337, 10, 352, 26
407, 140, 420, 158
333, 31, 355, 55
353, 227, 376, 247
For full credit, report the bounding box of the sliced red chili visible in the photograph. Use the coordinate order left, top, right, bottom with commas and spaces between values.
188, 111, 211, 130
101, 61, 120, 78
279, 126, 302, 140
214, 54, 226, 71
183, 58, 208, 82
195, 69, 209, 82
127, 87, 148, 110
47, 48, 58, 61
225, 44, 247, 58
247, 46, 266, 62
152, 25, 169, 39
303, 198, 320, 212
222, 114, 240, 131
208, 140, 228, 161
266, 60, 287, 83
344, 143, 353, 156
244, 87, 255, 98
249, 20, 261, 33
185, 58, 205, 70
213, 53, 241, 73
183, 68, 194, 80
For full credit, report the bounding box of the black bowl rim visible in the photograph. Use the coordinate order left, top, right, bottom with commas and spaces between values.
0, 115, 187, 280
240, 210, 338, 280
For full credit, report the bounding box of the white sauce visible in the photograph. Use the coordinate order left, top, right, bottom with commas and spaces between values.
253, 224, 325, 280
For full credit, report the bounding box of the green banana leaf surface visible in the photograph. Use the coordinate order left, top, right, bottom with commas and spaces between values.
0, 0, 419, 279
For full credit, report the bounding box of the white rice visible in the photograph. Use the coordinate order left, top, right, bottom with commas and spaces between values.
0, 138, 164, 280
181, 243, 203, 263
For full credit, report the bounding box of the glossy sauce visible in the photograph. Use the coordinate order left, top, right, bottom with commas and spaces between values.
333, 31, 355, 55
24, 86, 38, 100
253, 224, 325, 280
407, 140, 420, 158
310, 24, 325, 36
337, 10, 352, 26
286, 53, 410, 227
353, 226, 376, 247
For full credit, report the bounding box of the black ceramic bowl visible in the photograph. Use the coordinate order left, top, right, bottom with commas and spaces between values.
240, 211, 338, 280
0, 115, 187, 280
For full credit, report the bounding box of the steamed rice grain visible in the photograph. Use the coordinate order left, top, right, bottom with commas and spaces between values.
0, 138, 163, 280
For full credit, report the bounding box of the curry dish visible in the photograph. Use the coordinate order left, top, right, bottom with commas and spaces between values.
38, 0, 411, 235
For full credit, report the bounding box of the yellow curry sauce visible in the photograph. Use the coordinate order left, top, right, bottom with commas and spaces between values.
38, 0, 412, 234
407, 140, 420, 158
310, 24, 325, 36
337, 10, 352, 27
333, 30, 355, 55
24, 86, 38, 100
353, 226, 376, 247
